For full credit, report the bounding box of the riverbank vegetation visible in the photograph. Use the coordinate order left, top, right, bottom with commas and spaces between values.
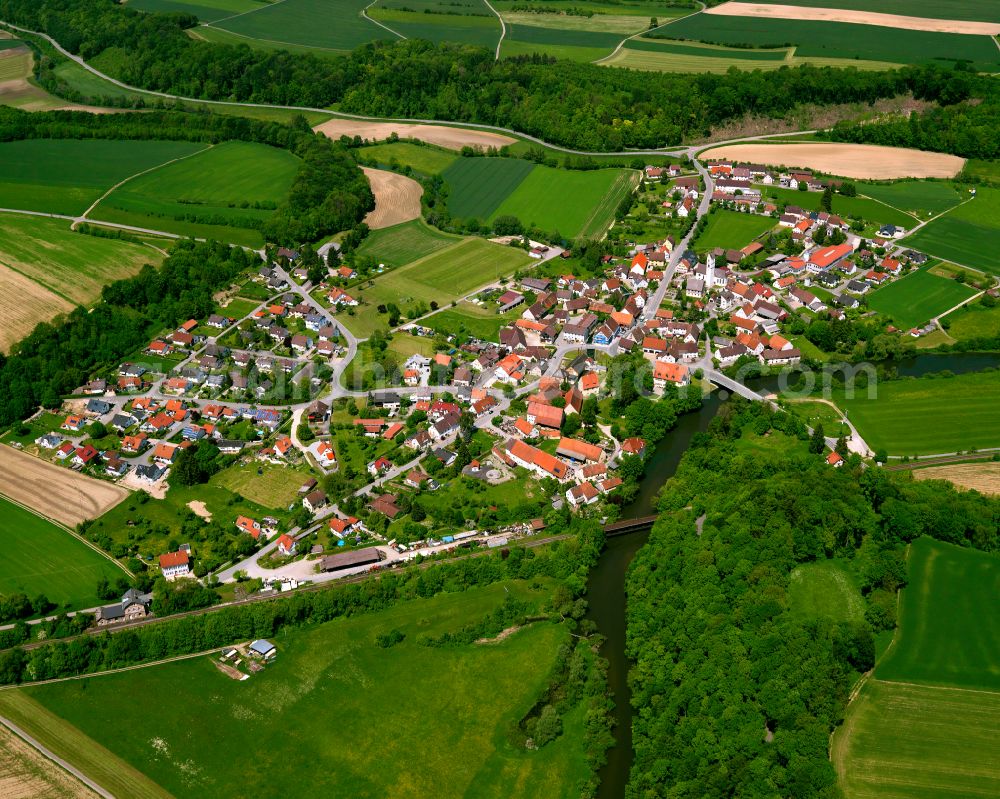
624, 398, 999, 798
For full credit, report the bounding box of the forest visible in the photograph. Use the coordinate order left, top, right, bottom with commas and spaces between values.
625, 399, 998, 798
0, 107, 374, 244
0, 0, 990, 150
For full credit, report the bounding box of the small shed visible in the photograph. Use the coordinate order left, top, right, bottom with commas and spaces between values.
249, 639, 277, 660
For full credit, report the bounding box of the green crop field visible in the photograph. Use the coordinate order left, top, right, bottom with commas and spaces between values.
444, 157, 536, 222
729, 0, 1000, 23
692, 209, 775, 251
504, 21, 625, 51
860, 181, 964, 218
18, 580, 590, 799
761, 186, 916, 227
91, 141, 299, 247
0, 214, 159, 306
866, 267, 977, 329
788, 559, 865, 623
878, 537, 1000, 690
423, 300, 520, 340
490, 165, 638, 238
660, 15, 1000, 71
902, 187, 1000, 275
942, 299, 1000, 342
502, 10, 659, 35
834, 679, 1000, 799
0, 497, 124, 611
358, 142, 458, 174
355, 219, 462, 268
627, 37, 788, 60
129, 0, 265, 22
336, 237, 532, 336
832, 369, 1000, 456
211, 0, 398, 51
0, 139, 205, 216
501, 39, 613, 61
368, 7, 501, 48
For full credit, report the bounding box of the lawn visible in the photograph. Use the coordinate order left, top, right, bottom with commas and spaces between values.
866, 266, 977, 329
443, 157, 537, 222
0, 497, 125, 611
860, 180, 964, 218
692, 209, 775, 251
787, 559, 864, 623
660, 15, 1000, 71
492, 165, 639, 238
901, 187, 1000, 275
357, 141, 458, 174
211, 0, 396, 51
832, 679, 1000, 799
210, 463, 309, 510
942, 298, 1000, 342
423, 300, 520, 340
0, 215, 160, 305
355, 219, 462, 268
337, 237, 532, 336
92, 141, 299, 248
832, 369, 1000, 456
17, 581, 590, 799
0, 139, 205, 216
877, 537, 1000, 690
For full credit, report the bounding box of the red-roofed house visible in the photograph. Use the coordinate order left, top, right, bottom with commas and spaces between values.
276, 534, 297, 556
159, 549, 191, 580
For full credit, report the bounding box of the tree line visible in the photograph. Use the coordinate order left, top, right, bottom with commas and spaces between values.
0, 0, 989, 150
624, 398, 999, 798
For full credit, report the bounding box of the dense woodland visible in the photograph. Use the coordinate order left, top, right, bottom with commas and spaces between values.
0, 107, 373, 243
1, 0, 990, 151
625, 400, 999, 798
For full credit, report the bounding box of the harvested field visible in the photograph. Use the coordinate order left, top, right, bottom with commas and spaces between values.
362, 167, 423, 229
0, 722, 98, 799
0, 446, 128, 527
0, 264, 73, 352
915, 462, 1000, 496
698, 143, 964, 180
314, 119, 514, 151
706, 2, 1000, 35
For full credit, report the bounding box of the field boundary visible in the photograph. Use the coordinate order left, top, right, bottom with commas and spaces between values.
0, 490, 133, 578
0, 715, 113, 799
595, 2, 706, 64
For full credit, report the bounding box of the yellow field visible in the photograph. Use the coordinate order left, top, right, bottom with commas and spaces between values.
0, 265, 74, 352
0, 721, 98, 799
915, 462, 1000, 496
604, 44, 898, 73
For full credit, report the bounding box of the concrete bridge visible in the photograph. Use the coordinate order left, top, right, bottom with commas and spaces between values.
705, 369, 768, 401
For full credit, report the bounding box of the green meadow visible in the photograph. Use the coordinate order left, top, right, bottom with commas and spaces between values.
0, 139, 205, 216
368, 6, 502, 48
355, 219, 462, 268
787, 559, 865, 623
0, 497, 124, 610
358, 141, 459, 175
762, 186, 915, 227
424, 300, 521, 340
19, 581, 591, 799
860, 180, 964, 218
692, 209, 775, 251
832, 369, 1000, 456
866, 266, 977, 329
902, 187, 1000, 275
942, 298, 1000, 342
128, 0, 265, 22
91, 141, 299, 247
444, 157, 537, 221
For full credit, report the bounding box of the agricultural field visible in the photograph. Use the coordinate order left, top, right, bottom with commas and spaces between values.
0, 139, 205, 216
606, 38, 820, 73
859, 180, 964, 218
727, 0, 1000, 24
760, 186, 917, 227
0, 44, 90, 112
91, 141, 299, 247
866, 266, 977, 329
358, 141, 458, 175
878, 537, 1000, 690
901, 187, 1000, 275
0, 720, 99, 799
17, 581, 591, 799
423, 300, 521, 340
210, 463, 308, 510
127, 0, 266, 22
336, 237, 532, 336
787, 559, 864, 623
443, 158, 537, 222
315, 119, 515, 152
369, 0, 502, 48
692, 209, 774, 251
942, 297, 1000, 342
659, 14, 1000, 71
209, 0, 398, 51
915, 462, 1000, 496
354, 219, 461, 268
831, 369, 1000, 456
0, 497, 125, 611
362, 167, 423, 229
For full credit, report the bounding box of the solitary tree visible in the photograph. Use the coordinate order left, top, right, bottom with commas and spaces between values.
809, 423, 826, 454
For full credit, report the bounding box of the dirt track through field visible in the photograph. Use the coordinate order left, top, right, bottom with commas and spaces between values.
0, 446, 128, 527
915, 462, 1000, 495
314, 119, 515, 151
362, 167, 423, 229
706, 2, 1000, 34
698, 142, 965, 179
0, 722, 98, 799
